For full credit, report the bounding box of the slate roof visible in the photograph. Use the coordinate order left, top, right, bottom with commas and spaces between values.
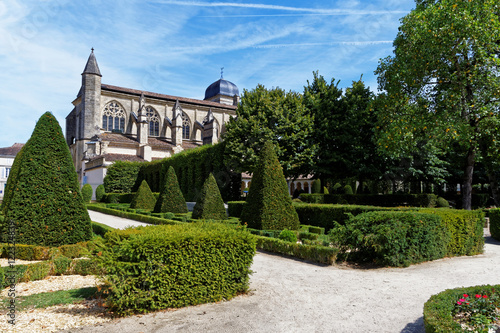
82, 49, 102, 76
204, 79, 239, 100
0, 143, 24, 157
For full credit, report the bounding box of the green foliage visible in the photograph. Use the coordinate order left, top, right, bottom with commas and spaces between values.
300, 193, 438, 207
424, 285, 500, 333
375, 0, 500, 210
490, 209, 500, 241
1, 144, 25, 215
130, 180, 156, 210
323, 187, 329, 195
0, 112, 92, 246
138, 143, 241, 202
53, 255, 72, 275
87, 204, 186, 226
254, 236, 338, 265
278, 229, 297, 243
330, 211, 449, 267
94, 223, 256, 316
298, 232, 319, 241
437, 197, 449, 208
91, 221, 115, 237
192, 173, 227, 220
332, 183, 342, 194
223, 84, 316, 179
95, 184, 105, 202
227, 201, 246, 218
311, 179, 321, 194
154, 166, 187, 214
343, 185, 353, 195
240, 141, 300, 230
103, 161, 142, 193
81, 184, 93, 203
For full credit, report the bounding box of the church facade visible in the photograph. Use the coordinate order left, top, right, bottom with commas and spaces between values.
66, 50, 239, 193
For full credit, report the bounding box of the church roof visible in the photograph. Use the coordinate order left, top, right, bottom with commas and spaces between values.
82, 49, 102, 77
204, 79, 239, 100
0, 143, 24, 157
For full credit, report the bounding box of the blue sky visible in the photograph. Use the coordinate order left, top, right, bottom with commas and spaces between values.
0, 0, 415, 148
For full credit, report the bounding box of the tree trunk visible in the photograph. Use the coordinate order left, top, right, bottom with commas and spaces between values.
462, 147, 476, 210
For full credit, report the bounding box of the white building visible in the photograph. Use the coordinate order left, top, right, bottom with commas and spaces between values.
0, 143, 24, 200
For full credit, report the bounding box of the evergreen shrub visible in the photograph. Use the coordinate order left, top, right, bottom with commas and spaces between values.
192, 173, 227, 220
154, 166, 187, 214
490, 209, 500, 241
333, 183, 342, 194
130, 180, 156, 210
103, 161, 142, 193
95, 223, 256, 316
312, 179, 321, 194
95, 184, 105, 202
227, 201, 246, 217
343, 185, 353, 195
330, 211, 449, 267
240, 141, 300, 230
91, 221, 115, 237
81, 184, 93, 203
437, 197, 449, 208
278, 229, 297, 243
1, 112, 92, 246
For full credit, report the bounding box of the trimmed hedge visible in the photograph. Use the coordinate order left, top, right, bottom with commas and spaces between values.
423, 285, 500, 332
330, 211, 449, 267
154, 166, 187, 214
95, 184, 105, 202
0, 242, 90, 260
300, 193, 438, 207
103, 161, 142, 193
95, 222, 256, 316
91, 221, 115, 237
255, 236, 338, 265
1, 112, 92, 246
489, 208, 500, 241
130, 180, 156, 210
81, 184, 93, 203
192, 173, 227, 220
87, 204, 186, 226
240, 141, 300, 231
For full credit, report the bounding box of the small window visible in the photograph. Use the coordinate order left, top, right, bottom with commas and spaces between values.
182, 113, 191, 139
146, 106, 160, 136
5, 168, 11, 179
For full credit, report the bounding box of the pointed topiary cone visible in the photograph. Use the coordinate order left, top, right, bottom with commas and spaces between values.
154, 166, 187, 213
130, 180, 156, 210
2, 112, 92, 246
240, 141, 299, 230
192, 173, 227, 220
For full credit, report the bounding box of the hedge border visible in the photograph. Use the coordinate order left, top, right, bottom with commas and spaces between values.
489, 208, 500, 241
87, 204, 186, 227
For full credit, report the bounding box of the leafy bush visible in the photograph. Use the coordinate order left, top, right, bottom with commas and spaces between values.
298, 232, 319, 241
490, 209, 500, 241
81, 184, 93, 203
53, 255, 72, 275
95, 184, 105, 202
312, 179, 321, 194
343, 185, 353, 195
240, 141, 299, 230
278, 229, 297, 243
87, 204, 185, 226
227, 201, 246, 217
154, 166, 188, 213
332, 183, 342, 194
424, 285, 500, 332
91, 221, 115, 237
95, 223, 256, 316
330, 211, 449, 267
436, 197, 449, 208
323, 187, 329, 194
103, 161, 142, 193
192, 174, 227, 220
1, 112, 92, 246
300, 193, 438, 207
130, 180, 156, 210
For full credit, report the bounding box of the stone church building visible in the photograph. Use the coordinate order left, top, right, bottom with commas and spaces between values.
66, 50, 239, 192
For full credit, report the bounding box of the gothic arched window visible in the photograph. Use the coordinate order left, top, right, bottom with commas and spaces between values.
182, 112, 191, 139
102, 101, 125, 132
146, 106, 160, 136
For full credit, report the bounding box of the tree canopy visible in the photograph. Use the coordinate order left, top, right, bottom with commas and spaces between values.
375, 0, 500, 209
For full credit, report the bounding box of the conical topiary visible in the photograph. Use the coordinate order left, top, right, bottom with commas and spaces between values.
240, 141, 300, 230
130, 180, 156, 210
1, 112, 92, 246
312, 179, 321, 194
154, 166, 187, 213
192, 173, 227, 220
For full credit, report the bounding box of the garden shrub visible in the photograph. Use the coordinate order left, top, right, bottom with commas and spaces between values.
343, 185, 353, 195
300, 193, 438, 207
227, 201, 246, 217
22, 261, 52, 282
154, 166, 187, 214
71, 258, 102, 275
312, 179, 321, 194
278, 229, 297, 243
130, 180, 156, 210
1, 144, 25, 215
103, 161, 142, 193
323, 187, 329, 194
436, 197, 449, 208
490, 209, 500, 241
0, 112, 92, 246
53, 255, 72, 275
192, 173, 227, 220
240, 141, 300, 231
332, 183, 342, 194
330, 211, 449, 267
87, 204, 185, 226
298, 232, 319, 241
423, 284, 500, 332
95, 222, 256, 316
81, 184, 93, 203
95, 184, 105, 202
91, 221, 115, 237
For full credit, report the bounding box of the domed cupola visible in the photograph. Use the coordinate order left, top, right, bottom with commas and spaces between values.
204, 70, 239, 106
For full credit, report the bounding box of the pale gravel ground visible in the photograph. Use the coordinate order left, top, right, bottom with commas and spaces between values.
58, 228, 500, 333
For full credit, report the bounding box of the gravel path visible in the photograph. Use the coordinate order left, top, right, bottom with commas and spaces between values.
60, 217, 500, 333
88, 210, 151, 229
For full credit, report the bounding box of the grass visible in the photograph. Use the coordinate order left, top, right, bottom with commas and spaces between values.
3, 287, 99, 312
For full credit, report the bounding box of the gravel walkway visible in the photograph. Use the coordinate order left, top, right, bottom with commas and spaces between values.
57, 218, 500, 333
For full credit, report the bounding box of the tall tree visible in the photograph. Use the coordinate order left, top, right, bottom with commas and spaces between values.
375, 0, 500, 209
223, 84, 316, 179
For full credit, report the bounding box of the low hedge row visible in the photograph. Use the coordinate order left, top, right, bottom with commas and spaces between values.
0, 257, 102, 288
91, 221, 116, 237
0, 242, 93, 261
300, 193, 438, 207
101, 192, 160, 204
87, 205, 185, 226
94, 222, 256, 316
488, 208, 500, 241
423, 284, 500, 332
255, 236, 338, 265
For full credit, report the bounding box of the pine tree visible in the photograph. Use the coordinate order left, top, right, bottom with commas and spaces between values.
1, 112, 92, 246
154, 166, 187, 213
240, 141, 300, 230
130, 180, 156, 210
192, 173, 227, 220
